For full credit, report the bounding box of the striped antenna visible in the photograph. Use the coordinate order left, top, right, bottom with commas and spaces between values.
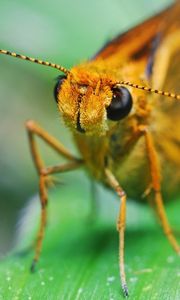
0, 49, 69, 75
117, 80, 180, 100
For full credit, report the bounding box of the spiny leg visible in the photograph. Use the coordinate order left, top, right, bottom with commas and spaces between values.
31, 161, 82, 271
143, 128, 180, 254
31, 175, 47, 271
26, 120, 83, 271
26, 120, 79, 170
105, 168, 128, 298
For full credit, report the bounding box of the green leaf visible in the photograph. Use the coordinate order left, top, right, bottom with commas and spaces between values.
0, 172, 180, 300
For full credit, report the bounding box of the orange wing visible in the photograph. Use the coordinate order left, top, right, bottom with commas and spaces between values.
152, 1, 180, 92
94, 3, 179, 65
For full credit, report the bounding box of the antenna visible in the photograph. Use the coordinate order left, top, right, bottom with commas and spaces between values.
0, 49, 69, 75
117, 80, 180, 100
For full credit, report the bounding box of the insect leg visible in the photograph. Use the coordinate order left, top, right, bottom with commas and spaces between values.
25, 120, 83, 271
26, 120, 79, 166
105, 168, 128, 298
143, 128, 180, 254
86, 180, 99, 222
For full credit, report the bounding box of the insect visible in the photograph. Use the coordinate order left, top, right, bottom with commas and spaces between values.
0, 2, 180, 297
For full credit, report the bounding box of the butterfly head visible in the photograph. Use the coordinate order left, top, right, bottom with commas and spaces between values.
1, 49, 179, 137
55, 63, 133, 136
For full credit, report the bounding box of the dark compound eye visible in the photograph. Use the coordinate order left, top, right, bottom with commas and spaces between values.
54, 75, 67, 103
106, 86, 133, 121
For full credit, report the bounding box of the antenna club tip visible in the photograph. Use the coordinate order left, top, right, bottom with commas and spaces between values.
0, 49, 7, 54
122, 283, 129, 298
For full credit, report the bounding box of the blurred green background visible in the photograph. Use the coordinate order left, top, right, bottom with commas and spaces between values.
0, 0, 174, 257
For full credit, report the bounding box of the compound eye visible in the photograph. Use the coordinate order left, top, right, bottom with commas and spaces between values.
106, 86, 133, 121
54, 75, 67, 103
